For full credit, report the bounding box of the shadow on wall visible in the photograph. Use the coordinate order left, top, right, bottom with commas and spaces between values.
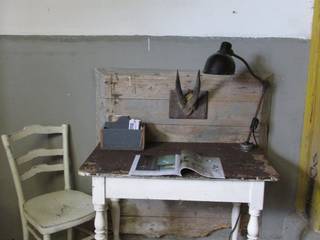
263, 148, 305, 239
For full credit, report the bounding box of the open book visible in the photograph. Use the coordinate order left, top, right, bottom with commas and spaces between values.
128, 150, 225, 179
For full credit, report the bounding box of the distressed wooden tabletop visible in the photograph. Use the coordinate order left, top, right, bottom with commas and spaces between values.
79, 142, 279, 181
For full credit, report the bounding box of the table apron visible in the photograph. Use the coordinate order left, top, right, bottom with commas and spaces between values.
101, 177, 265, 208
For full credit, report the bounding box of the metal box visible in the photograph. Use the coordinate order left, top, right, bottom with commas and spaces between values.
100, 117, 145, 151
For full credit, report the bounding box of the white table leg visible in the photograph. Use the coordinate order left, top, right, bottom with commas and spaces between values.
94, 204, 107, 240
247, 208, 261, 240
111, 199, 121, 240
247, 182, 264, 240
231, 203, 241, 240
93, 177, 107, 240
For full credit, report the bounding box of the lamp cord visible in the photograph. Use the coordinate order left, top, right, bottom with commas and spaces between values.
232, 53, 270, 147
228, 212, 241, 240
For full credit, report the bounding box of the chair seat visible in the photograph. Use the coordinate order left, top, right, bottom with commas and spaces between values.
24, 190, 95, 234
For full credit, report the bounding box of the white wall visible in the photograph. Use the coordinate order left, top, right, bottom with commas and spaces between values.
0, 0, 314, 38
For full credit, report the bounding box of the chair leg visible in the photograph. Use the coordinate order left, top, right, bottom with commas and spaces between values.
43, 234, 51, 240
22, 230, 29, 240
21, 216, 29, 240
67, 228, 73, 240
22, 226, 29, 240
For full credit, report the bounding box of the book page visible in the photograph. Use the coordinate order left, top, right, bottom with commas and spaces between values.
180, 150, 225, 179
129, 154, 180, 176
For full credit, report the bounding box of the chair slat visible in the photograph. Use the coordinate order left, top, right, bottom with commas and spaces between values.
20, 163, 64, 181
16, 148, 64, 165
10, 125, 64, 142
26, 226, 42, 240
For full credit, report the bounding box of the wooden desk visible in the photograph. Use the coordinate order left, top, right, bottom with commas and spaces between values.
79, 142, 278, 240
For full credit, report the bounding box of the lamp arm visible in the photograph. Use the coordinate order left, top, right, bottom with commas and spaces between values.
231, 53, 270, 149
231, 53, 269, 90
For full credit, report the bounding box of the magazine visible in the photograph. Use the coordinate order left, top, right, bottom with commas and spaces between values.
128, 150, 225, 179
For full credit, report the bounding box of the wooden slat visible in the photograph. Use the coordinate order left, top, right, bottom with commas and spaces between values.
100, 70, 262, 101
146, 124, 250, 143
121, 216, 229, 237
16, 148, 63, 165
121, 199, 230, 218
120, 199, 230, 237
20, 163, 64, 181
103, 99, 258, 126
10, 125, 63, 142
26, 226, 42, 240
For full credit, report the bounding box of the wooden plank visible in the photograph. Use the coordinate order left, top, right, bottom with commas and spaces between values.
16, 148, 63, 165
103, 99, 258, 126
120, 199, 230, 218
20, 163, 64, 181
309, 1, 320, 229
10, 125, 63, 142
296, 0, 320, 231
119, 198, 230, 237
100, 70, 262, 101
96, 68, 108, 143
120, 216, 229, 237
146, 124, 249, 143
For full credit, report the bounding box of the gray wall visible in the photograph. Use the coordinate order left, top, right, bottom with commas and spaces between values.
0, 36, 309, 240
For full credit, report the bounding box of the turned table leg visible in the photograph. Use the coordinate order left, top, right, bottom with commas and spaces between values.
247, 207, 261, 240
94, 204, 107, 240
247, 182, 264, 240
111, 199, 121, 240
93, 177, 107, 240
231, 203, 241, 240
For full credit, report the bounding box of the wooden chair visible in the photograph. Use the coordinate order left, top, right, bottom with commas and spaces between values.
1, 124, 95, 240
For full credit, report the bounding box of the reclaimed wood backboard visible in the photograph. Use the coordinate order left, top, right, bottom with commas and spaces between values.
95, 68, 271, 146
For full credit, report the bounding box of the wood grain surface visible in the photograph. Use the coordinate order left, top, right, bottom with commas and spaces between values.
95, 68, 271, 145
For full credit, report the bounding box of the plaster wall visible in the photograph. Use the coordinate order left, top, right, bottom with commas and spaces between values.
0, 36, 309, 240
0, 0, 314, 38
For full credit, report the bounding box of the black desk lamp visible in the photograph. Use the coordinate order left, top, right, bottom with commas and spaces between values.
203, 42, 269, 151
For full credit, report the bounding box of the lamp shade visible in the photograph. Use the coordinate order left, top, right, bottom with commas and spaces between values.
203, 42, 236, 75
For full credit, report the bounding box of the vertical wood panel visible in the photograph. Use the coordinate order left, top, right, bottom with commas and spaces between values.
296, 1, 320, 231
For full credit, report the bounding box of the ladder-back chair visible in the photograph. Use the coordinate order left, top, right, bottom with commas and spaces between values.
1, 124, 94, 240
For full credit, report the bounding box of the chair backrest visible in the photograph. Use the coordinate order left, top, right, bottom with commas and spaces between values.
1, 124, 71, 210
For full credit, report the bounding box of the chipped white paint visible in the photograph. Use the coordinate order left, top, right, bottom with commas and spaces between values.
1, 124, 94, 240
9, 125, 63, 142
92, 176, 266, 240
20, 163, 64, 181
92, 177, 107, 240
247, 208, 261, 240
16, 148, 63, 165
0, 0, 314, 38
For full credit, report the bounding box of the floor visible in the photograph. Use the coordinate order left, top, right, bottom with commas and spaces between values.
123, 229, 320, 240
53, 226, 320, 240
122, 230, 241, 240
301, 229, 320, 240
121, 228, 320, 240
